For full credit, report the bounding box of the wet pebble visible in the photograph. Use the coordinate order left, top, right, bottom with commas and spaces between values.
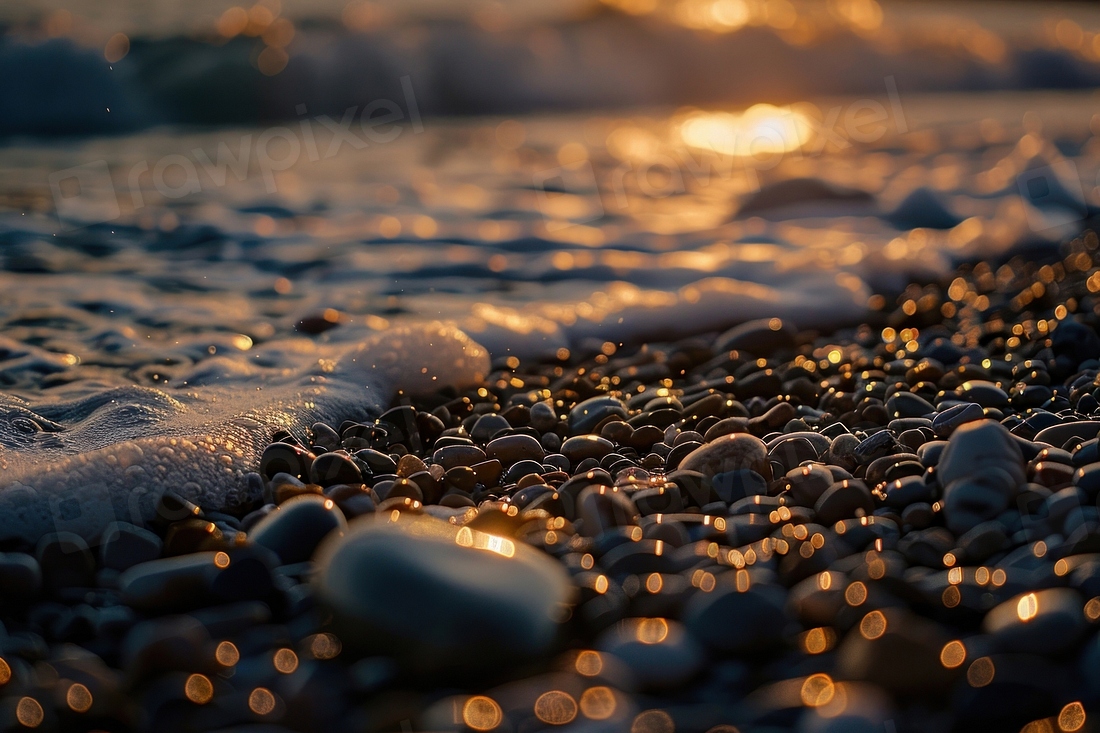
312, 513, 572, 675
249, 494, 348, 564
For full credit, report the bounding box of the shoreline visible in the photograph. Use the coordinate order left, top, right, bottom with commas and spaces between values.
0, 224, 1094, 731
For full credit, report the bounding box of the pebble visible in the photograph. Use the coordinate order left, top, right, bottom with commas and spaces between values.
36, 532, 95, 595
529, 402, 559, 432
715, 318, 797, 356
312, 513, 572, 675
1034, 420, 1100, 446
568, 396, 628, 436
887, 392, 935, 419
354, 448, 398, 475
485, 434, 545, 466
712, 469, 768, 503
982, 588, 1088, 654
837, 607, 954, 695
938, 420, 1026, 533
118, 553, 228, 611
683, 578, 789, 653
577, 486, 639, 537
678, 433, 772, 481
595, 618, 705, 691
851, 430, 897, 464
249, 494, 348, 565
467, 415, 507, 444
310, 451, 363, 487
260, 441, 314, 480
100, 522, 163, 572
814, 479, 874, 525
560, 434, 615, 464
0, 553, 41, 601
931, 402, 985, 438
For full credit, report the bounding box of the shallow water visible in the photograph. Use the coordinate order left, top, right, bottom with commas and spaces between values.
0, 86, 1097, 541
1, 90, 1098, 382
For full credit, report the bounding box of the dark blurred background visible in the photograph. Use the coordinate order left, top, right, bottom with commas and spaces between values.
3, 0, 1100, 136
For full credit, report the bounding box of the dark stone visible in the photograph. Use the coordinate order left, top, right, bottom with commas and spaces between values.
100, 522, 163, 572
249, 494, 347, 565
569, 396, 628, 436
36, 532, 95, 594
310, 452, 363, 488
683, 579, 789, 653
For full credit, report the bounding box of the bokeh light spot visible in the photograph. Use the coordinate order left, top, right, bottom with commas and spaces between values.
462, 696, 503, 731
66, 683, 92, 713
216, 641, 240, 667
534, 691, 578, 725
580, 687, 617, 720
16, 697, 43, 728
631, 709, 675, 733
967, 657, 995, 688
801, 674, 835, 707
185, 674, 214, 704
249, 687, 276, 715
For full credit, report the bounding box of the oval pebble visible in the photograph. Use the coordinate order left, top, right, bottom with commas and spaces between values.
249, 494, 347, 564
313, 513, 572, 675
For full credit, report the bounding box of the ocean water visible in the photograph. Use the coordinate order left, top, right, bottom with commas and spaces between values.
1, 1, 1099, 394
1, 89, 1097, 383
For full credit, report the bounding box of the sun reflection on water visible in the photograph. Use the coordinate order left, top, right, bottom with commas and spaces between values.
679, 105, 811, 157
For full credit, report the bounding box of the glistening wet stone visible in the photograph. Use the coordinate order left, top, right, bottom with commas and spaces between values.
249, 494, 348, 565
938, 420, 1026, 533
678, 433, 772, 481
312, 513, 572, 675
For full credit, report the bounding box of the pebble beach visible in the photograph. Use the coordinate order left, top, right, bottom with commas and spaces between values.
0, 233, 1099, 732
7, 1, 1100, 732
